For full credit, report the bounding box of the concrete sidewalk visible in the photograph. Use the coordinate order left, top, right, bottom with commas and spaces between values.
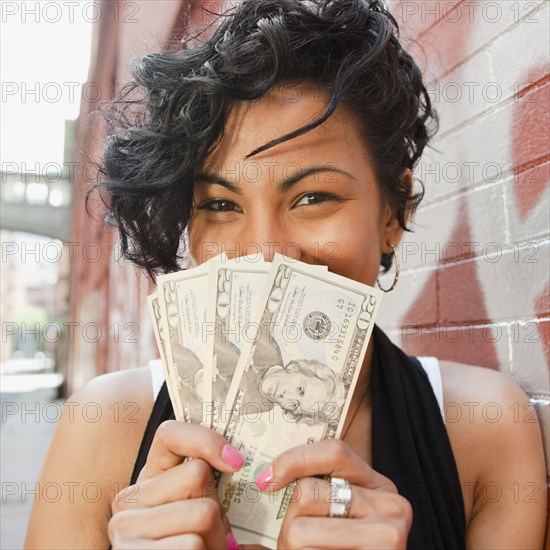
1, 386, 61, 550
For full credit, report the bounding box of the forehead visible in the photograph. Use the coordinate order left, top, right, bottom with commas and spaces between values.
202, 83, 371, 174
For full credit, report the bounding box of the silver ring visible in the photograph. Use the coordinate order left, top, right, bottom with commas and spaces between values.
329, 477, 352, 518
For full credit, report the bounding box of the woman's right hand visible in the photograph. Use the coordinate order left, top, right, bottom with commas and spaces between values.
108, 421, 244, 549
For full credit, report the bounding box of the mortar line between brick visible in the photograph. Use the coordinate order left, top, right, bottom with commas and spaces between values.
424, 0, 548, 83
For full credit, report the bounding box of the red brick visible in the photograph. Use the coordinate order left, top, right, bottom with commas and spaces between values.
401, 270, 439, 326
400, 324, 500, 370
438, 260, 493, 325
535, 286, 550, 369
512, 68, 550, 220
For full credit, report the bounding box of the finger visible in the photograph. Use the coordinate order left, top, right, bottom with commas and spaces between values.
148, 534, 206, 549
255, 440, 395, 493
114, 459, 217, 511
139, 420, 244, 480
114, 533, 206, 550
284, 478, 412, 522
222, 515, 241, 550
222, 514, 231, 534
281, 516, 410, 550
109, 497, 226, 549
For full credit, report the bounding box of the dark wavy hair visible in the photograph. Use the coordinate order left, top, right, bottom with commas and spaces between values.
97, 0, 438, 279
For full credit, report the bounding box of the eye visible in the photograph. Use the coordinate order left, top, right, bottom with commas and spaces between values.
197, 199, 241, 212
297, 384, 305, 397
293, 192, 340, 207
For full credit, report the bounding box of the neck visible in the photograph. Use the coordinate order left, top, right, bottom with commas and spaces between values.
341, 338, 374, 436
358, 337, 374, 397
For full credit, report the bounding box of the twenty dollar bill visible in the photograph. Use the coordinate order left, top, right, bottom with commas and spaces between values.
218, 255, 382, 547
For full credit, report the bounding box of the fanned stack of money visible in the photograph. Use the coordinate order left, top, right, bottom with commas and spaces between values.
148, 253, 382, 548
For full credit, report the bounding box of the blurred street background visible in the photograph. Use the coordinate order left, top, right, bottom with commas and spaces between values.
1, 387, 61, 549
1, 2, 93, 547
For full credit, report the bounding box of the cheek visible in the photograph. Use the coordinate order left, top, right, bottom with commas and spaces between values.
188, 222, 220, 264
188, 231, 203, 263
306, 221, 381, 286
187, 208, 384, 284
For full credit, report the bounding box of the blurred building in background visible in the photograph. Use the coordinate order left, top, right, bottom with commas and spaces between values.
68, 0, 198, 391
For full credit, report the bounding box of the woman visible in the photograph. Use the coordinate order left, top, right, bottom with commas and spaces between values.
26, 0, 547, 548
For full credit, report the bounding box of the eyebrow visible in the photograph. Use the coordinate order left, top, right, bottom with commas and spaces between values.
194, 173, 241, 193
194, 165, 357, 193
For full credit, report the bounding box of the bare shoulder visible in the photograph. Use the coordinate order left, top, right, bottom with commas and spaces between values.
439, 359, 531, 403
437, 359, 543, 468
438, 360, 547, 548
60, 366, 155, 470
438, 360, 546, 462
26, 367, 156, 549
74, 365, 156, 429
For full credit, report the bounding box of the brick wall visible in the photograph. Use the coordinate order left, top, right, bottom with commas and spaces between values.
382, 0, 549, 529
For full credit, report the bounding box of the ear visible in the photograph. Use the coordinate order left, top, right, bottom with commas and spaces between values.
380, 169, 412, 253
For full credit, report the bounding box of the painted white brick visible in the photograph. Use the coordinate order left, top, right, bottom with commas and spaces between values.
400, 197, 460, 271
413, 5, 548, 203
426, 4, 550, 140
491, 320, 515, 377
503, 169, 550, 245
419, 99, 517, 202
428, 50, 496, 137
399, 179, 508, 271
466, 181, 509, 250
410, 0, 547, 79
507, 320, 550, 394
490, 1, 550, 93
477, 239, 549, 322
530, 400, 550, 476
376, 266, 437, 330
466, 1, 548, 64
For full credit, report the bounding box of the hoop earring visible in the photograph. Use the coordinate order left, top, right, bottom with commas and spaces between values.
376, 243, 400, 292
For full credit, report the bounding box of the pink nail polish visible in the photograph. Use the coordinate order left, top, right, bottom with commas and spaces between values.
222, 445, 245, 469
226, 532, 239, 550
255, 466, 273, 491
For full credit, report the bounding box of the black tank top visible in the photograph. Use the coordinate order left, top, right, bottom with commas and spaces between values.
128, 325, 466, 549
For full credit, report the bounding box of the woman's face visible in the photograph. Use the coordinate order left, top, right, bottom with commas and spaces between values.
260, 366, 331, 414
189, 84, 404, 286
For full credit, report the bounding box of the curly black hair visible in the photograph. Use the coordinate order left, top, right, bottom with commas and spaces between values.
97, 0, 438, 279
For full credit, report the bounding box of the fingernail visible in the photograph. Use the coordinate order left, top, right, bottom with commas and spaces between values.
226, 532, 239, 550
255, 466, 273, 491
222, 444, 245, 469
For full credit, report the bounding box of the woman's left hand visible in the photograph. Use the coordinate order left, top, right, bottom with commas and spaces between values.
255, 439, 412, 549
